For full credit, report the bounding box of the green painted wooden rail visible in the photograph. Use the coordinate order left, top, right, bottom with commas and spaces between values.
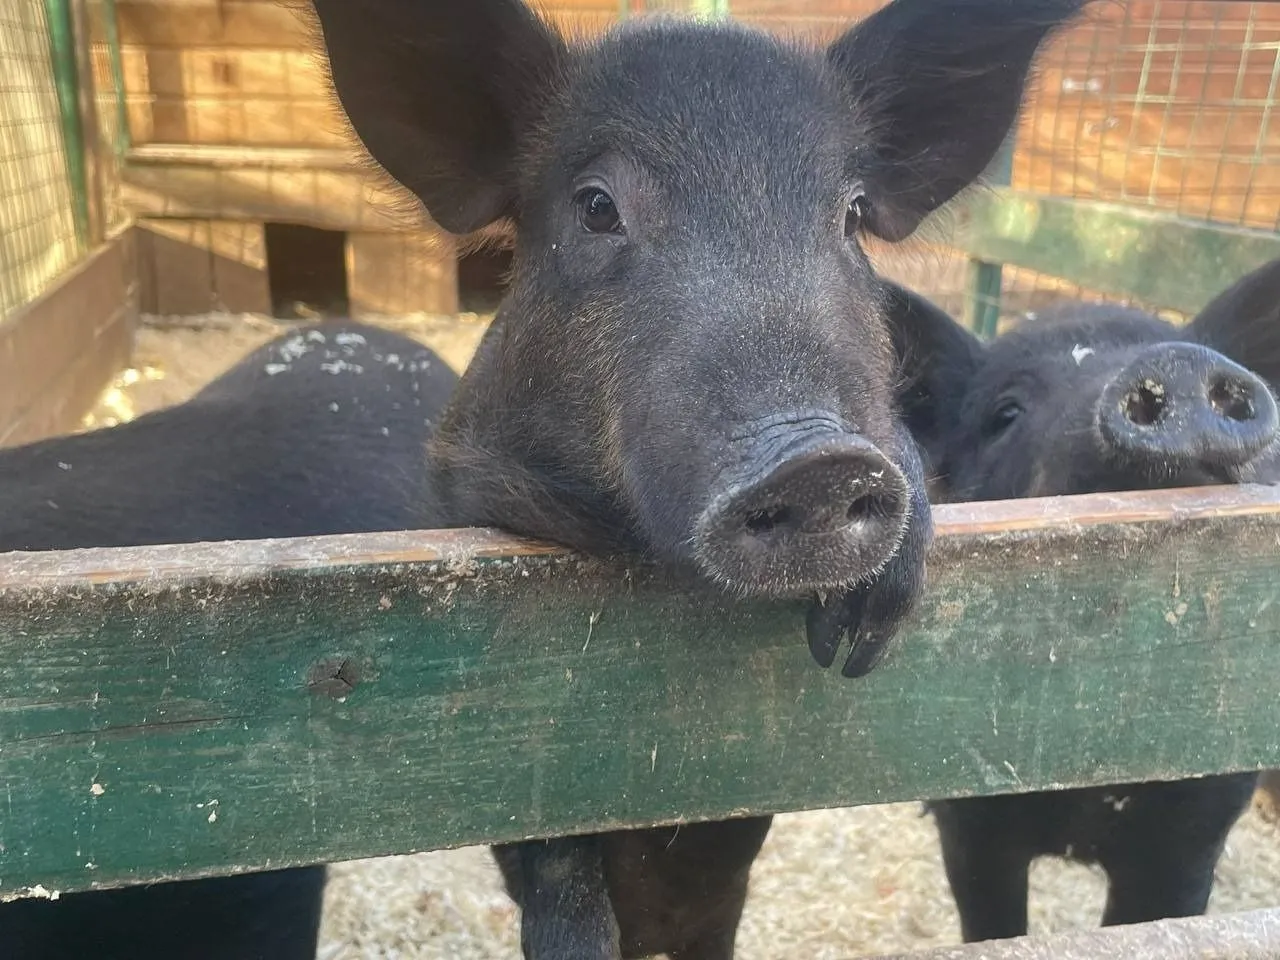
952, 188, 1280, 318
0, 484, 1278, 902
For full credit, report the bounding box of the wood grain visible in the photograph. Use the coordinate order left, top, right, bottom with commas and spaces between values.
0, 233, 138, 448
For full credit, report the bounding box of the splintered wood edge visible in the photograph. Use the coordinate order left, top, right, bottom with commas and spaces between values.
1, 484, 1278, 590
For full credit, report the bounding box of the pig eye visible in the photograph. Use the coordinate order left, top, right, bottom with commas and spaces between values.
986, 398, 1024, 435
575, 187, 623, 235
844, 189, 868, 239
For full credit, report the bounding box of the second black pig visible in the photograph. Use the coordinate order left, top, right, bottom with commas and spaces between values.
888, 260, 1280, 942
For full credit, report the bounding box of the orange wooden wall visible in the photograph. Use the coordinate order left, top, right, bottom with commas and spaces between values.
113, 0, 1278, 230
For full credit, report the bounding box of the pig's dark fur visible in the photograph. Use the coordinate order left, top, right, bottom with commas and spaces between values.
0, 322, 456, 959
303, 0, 1092, 956
890, 258, 1280, 942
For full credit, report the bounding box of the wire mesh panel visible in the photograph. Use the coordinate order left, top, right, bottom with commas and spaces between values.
730, 1, 1279, 330
965, 0, 1280, 326
952, 1, 1280, 328
0, 0, 83, 318
1023, 1, 1280, 227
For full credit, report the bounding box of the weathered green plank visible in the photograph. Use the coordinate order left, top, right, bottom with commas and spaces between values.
952, 188, 1280, 316
1, 486, 1279, 900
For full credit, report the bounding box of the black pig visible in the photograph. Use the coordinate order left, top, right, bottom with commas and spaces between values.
890, 258, 1280, 942
305, 0, 1090, 956
0, 322, 456, 960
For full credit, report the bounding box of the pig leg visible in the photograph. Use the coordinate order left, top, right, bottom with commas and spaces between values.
1099, 774, 1256, 927
931, 798, 1031, 942
499, 836, 622, 960
669, 924, 740, 960
1101, 860, 1216, 929
666, 865, 753, 960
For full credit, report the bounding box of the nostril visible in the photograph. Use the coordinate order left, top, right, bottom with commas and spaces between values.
744, 504, 793, 536
1208, 375, 1256, 422
1122, 380, 1166, 427
847, 493, 886, 524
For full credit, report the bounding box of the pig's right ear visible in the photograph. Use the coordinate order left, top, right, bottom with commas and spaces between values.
1188, 257, 1280, 386
828, 0, 1089, 242
307, 0, 567, 234
884, 282, 985, 470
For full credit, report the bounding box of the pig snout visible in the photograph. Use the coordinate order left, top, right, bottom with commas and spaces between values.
694, 413, 911, 596
1097, 343, 1279, 471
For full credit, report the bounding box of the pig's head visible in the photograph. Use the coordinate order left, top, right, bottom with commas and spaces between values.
307, 0, 1088, 671
893, 258, 1280, 503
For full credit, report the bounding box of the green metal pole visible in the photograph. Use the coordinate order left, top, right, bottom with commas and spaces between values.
69, 0, 105, 245
964, 136, 1015, 339
43, 0, 91, 249
102, 0, 131, 159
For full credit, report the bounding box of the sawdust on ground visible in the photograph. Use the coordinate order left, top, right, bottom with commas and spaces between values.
81, 314, 1280, 960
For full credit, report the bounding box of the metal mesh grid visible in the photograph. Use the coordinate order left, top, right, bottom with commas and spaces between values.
613, 2, 1280, 332
960, 1, 1280, 331
1020, 1, 1280, 227
0, 0, 83, 318
715, 2, 1280, 333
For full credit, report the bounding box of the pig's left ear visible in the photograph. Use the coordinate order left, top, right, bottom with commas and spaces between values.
1188, 257, 1280, 387
884, 281, 984, 474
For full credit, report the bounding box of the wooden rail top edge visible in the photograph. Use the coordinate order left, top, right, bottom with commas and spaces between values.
865, 907, 1280, 960
0, 484, 1276, 590
931, 482, 1280, 536
126, 143, 363, 170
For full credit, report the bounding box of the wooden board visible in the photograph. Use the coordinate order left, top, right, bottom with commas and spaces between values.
0, 232, 138, 448
868, 908, 1280, 960
121, 145, 421, 233
0, 484, 1278, 899
110, 2, 1280, 246
346, 231, 459, 318
136, 218, 271, 315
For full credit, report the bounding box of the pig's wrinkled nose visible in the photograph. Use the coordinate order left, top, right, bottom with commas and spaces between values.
1098, 343, 1279, 470
695, 420, 910, 595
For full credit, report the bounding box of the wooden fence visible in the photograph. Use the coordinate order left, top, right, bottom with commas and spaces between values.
1, 484, 1276, 904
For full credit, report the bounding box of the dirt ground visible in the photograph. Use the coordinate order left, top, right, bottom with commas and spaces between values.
81, 314, 1280, 960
